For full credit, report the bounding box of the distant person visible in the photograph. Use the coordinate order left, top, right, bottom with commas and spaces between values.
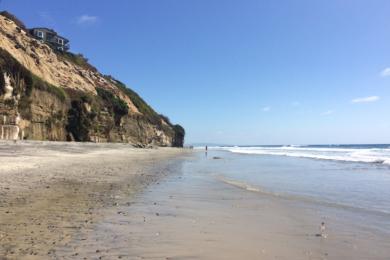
316, 222, 327, 238
320, 222, 327, 238
205, 145, 208, 152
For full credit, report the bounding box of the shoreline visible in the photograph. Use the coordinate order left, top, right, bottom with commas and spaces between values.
113, 151, 390, 259
1, 144, 389, 259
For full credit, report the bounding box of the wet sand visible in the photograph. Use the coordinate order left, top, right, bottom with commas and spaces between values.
97, 151, 390, 260
1, 143, 389, 259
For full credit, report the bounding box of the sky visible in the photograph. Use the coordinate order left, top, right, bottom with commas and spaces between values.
2, 0, 390, 145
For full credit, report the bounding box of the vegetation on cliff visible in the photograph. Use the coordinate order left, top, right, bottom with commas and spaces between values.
66, 100, 93, 141
0, 47, 66, 120
173, 124, 185, 147
105, 76, 161, 124
0, 48, 65, 100
105, 75, 185, 142
0, 11, 185, 146
96, 87, 128, 125
57, 52, 97, 72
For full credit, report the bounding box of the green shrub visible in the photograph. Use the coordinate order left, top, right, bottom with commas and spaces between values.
159, 114, 172, 125
0, 48, 66, 102
18, 95, 32, 120
80, 94, 93, 104
173, 124, 185, 147
4, 98, 15, 107
0, 48, 32, 96
57, 52, 97, 72
66, 100, 92, 141
105, 75, 162, 125
31, 75, 66, 102
0, 48, 67, 123
0, 67, 5, 96
96, 87, 128, 116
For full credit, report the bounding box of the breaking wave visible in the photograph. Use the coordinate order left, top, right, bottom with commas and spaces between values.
219, 145, 390, 165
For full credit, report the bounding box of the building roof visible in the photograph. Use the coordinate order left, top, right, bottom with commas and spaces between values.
30, 27, 69, 42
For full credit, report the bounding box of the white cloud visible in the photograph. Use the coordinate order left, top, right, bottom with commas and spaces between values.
262, 106, 271, 112
77, 15, 98, 25
380, 68, 390, 77
351, 96, 380, 103
321, 110, 334, 116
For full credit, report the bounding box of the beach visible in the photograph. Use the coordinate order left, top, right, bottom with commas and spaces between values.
1, 143, 390, 259
0, 141, 189, 259
1, 1, 389, 259
105, 149, 390, 260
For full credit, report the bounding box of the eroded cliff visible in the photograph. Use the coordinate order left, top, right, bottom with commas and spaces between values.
0, 12, 184, 146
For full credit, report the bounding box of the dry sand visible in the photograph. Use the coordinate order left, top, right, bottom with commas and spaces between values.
0, 141, 189, 259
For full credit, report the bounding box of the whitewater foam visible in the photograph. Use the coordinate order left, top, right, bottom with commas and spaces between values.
217, 146, 390, 165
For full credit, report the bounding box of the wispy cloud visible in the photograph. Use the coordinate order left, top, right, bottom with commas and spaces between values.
380, 68, 390, 77
77, 15, 98, 25
262, 106, 271, 112
321, 110, 334, 116
351, 96, 380, 103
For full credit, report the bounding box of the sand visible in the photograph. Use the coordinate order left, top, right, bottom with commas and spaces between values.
88, 151, 390, 260
0, 141, 189, 259
1, 143, 389, 259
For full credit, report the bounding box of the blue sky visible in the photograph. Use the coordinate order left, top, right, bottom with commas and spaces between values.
2, 0, 390, 145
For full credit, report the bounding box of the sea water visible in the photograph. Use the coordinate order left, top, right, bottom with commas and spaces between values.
197, 145, 390, 235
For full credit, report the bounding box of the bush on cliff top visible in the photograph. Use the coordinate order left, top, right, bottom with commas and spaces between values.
105, 75, 162, 125
57, 52, 98, 72
159, 114, 172, 125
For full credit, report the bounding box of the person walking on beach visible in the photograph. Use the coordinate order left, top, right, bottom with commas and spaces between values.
320, 222, 327, 238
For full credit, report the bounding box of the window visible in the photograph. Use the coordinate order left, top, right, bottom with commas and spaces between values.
57, 38, 64, 45
37, 30, 44, 38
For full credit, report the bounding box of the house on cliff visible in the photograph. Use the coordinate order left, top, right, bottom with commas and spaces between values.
29, 28, 69, 51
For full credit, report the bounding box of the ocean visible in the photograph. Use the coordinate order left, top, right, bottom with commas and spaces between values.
76, 144, 390, 259
209, 144, 390, 165
195, 144, 390, 235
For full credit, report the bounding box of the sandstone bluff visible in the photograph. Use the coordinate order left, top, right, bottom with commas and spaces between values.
0, 12, 185, 147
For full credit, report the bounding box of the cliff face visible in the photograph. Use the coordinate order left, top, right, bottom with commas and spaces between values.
0, 12, 184, 146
